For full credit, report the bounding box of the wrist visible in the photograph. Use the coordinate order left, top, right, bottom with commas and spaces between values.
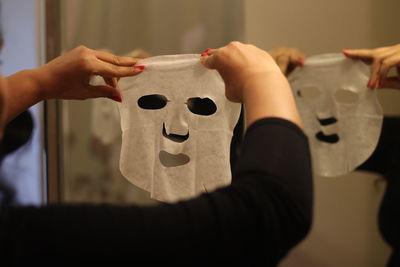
241, 71, 303, 129
29, 66, 54, 100
241, 70, 286, 103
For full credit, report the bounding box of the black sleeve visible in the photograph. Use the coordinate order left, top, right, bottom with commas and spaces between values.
358, 116, 400, 178
0, 118, 313, 266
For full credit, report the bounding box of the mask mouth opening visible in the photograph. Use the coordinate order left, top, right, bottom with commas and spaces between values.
315, 131, 340, 143
159, 150, 190, 167
162, 123, 189, 143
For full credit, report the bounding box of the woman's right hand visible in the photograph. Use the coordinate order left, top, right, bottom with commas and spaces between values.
200, 41, 282, 103
343, 44, 400, 89
200, 41, 302, 129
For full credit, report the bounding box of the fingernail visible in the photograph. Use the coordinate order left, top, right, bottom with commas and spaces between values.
201, 53, 207, 57
367, 81, 371, 88
111, 95, 122, 102
135, 65, 145, 70
205, 48, 211, 52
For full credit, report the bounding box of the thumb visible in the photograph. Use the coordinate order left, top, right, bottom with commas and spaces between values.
200, 53, 217, 69
89, 85, 122, 102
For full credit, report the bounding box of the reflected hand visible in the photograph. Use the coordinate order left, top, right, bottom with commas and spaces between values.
268, 47, 305, 76
343, 44, 400, 89
35, 45, 144, 102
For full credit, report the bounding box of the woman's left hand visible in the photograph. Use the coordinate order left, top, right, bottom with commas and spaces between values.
35, 45, 144, 102
268, 47, 305, 76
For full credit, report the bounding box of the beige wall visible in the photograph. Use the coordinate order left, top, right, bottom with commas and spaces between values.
244, 0, 400, 266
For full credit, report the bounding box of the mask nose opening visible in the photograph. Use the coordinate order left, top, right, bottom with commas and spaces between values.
162, 123, 189, 143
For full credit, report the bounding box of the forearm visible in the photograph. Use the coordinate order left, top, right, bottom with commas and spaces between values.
5, 68, 45, 123
242, 71, 303, 129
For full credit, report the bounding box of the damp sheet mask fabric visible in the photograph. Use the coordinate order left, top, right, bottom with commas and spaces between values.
288, 53, 383, 177
118, 54, 241, 202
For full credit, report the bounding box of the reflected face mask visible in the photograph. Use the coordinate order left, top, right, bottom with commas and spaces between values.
118, 54, 241, 202
288, 53, 383, 177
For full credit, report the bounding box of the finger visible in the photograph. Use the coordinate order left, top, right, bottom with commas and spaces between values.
276, 55, 290, 74
380, 77, 400, 89
88, 85, 122, 101
369, 59, 381, 88
95, 49, 140, 66
103, 77, 117, 88
378, 54, 400, 84
201, 49, 218, 69
343, 48, 373, 59
94, 60, 144, 78
289, 49, 305, 65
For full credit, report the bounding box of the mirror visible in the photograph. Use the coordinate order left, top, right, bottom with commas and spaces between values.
46, 0, 400, 266
56, 0, 243, 205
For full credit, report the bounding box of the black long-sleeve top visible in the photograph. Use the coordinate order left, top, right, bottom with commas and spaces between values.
358, 116, 400, 267
0, 118, 313, 266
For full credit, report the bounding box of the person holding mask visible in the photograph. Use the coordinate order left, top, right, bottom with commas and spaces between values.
344, 44, 400, 267
0, 41, 312, 265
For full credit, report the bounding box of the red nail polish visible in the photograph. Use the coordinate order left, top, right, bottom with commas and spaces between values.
135, 65, 145, 70
112, 95, 122, 102
201, 53, 207, 57
367, 81, 371, 88
205, 48, 211, 52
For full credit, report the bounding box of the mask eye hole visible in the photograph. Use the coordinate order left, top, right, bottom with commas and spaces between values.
138, 94, 168, 110
297, 86, 321, 100
186, 97, 217, 116
334, 89, 359, 104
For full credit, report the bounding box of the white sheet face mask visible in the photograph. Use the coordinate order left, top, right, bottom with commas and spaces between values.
288, 53, 383, 177
118, 54, 241, 202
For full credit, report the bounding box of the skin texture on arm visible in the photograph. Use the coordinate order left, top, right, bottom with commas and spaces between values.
343, 44, 400, 89
4, 46, 144, 123
201, 42, 303, 129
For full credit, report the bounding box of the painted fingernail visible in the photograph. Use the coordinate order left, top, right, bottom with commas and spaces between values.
201, 53, 207, 57
111, 95, 122, 102
367, 81, 372, 88
135, 65, 145, 70
205, 48, 211, 52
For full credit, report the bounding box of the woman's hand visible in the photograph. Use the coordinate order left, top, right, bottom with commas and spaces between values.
34, 45, 144, 102
200, 41, 302, 129
201, 41, 282, 103
343, 44, 400, 89
268, 47, 305, 76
